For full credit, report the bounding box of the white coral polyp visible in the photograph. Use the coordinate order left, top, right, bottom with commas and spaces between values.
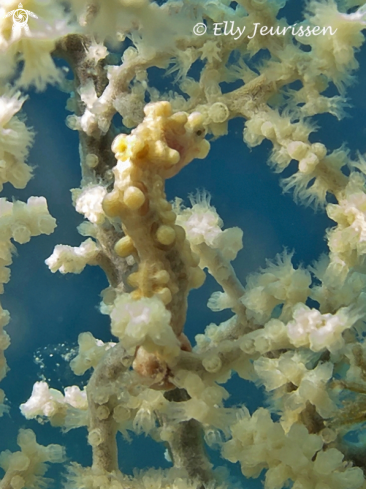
242, 251, 311, 325
0, 1, 73, 90
17, 197, 56, 236
110, 294, 179, 354
85, 41, 108, 62
63, 386, 88, 410
70, 332, 114, 376
175, 192, 243, 260
222, 407, 364, 489
132, 390, 168, 434
20, 381, 65, 419
20, 381, 87, 422
327, 174, 366, 264
72, 185, 107, 225
176, 192, 223, 247
46, 238, 98, 274
0, 196, 56, 245
303, 0, 366, 88
0, 91, 33, 190
207, 291, 234, 312
287, 302, 363, 354
212, 227, 243, 261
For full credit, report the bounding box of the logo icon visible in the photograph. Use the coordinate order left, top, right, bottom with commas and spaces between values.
3, 3, 38, 40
